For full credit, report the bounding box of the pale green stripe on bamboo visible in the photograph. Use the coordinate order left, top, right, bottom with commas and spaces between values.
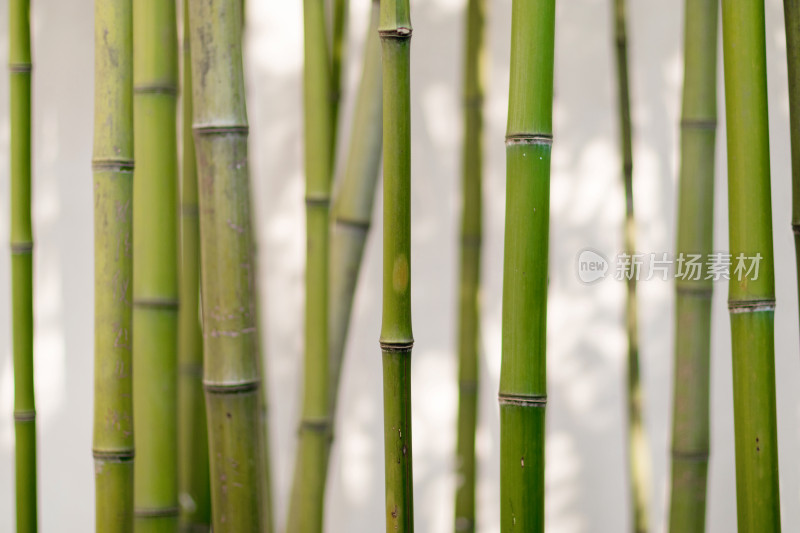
10, 0, 37, 531
784, 0, 800, 347
721, 0, 781, 529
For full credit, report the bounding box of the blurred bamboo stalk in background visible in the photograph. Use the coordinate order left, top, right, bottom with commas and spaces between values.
498, 0, 555, 531
9, 0, 36, 531
721, 0, 782, 529
330, 0, 348, 151
379, 0, 415, 529
328, 0, 382, 451
784, 0, 800, 342
178, 1, 212, 531
188, 0, 267, 530
286, 0, 335, 528
92, 0, 135, 530
9, 0, 37, 531
612, 1, 651, 530
453, 0, 485, 529
132, 0, 180, 530
667, 0, 717, 531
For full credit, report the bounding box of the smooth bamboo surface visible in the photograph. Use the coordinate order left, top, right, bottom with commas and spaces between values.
133, 0, 180, 530
9, 0, 37, 531
178, 1, 211, 531
667, 1, 717, 531
187, 1, 266, 530
454, 0, 484, 529
784, 0, 800, 345
498, 0, 555, 531
721, 0, 781, 529
379, 0, 414, 530
93, 0, 135, 531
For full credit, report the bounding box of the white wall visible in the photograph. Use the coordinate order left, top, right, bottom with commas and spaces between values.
1, 0, 799, 531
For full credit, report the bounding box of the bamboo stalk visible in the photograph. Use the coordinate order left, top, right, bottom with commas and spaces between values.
93, 0, 135, 531
132, 0, 180, 530
285, 0, 335, 529
379, 1, 414, 530
784, 0, 800, 344
666, 1, 717, 531
187, 1, 266, 531
178, 2, 211, 531
328, 0, 382, 437
721, 0, 782, 529
330, 0, 348, 150
453, 0, 484, 529
498, 0, 554, 531
612, 1, 650, 531
9, 0, 37, 531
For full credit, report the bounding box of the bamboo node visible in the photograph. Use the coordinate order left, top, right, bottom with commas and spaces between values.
335, 216, 370, 232
133, 83, 179, 95
727, 299, 775, 313
379, 28, 413, 39
133, 297, 179, 310
203, 380, 260, 394
305, 196, 331, 207
505, 134, 553, 146
134, 506, 181, 518
92, 158, 135, 172
13, 410, 36, 422
10, 241, 34, 254
680, 118, 717, 130
92, 449, 135, 461
670, 449, 710, 462
299, 418, 332, 433
380, 340, 414, 353
193, 125, 249, 136
9, 62, 33, 73
498, 393, 547, 407
792, 223, 800, 235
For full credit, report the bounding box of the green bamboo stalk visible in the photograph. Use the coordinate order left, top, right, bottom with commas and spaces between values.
379, 1, 414, 530
721, 0, 782, 529
328, 0, 382, 436
666, 1, 717, 531
93, 0, 135, 531
187, 1, 266, 531
9, 0, 37, 531
612, 1, 650, 531
132, 0, 180, 530
178, 2, 211, 531
285, 0, 335, 528
453, 0, 484, 529
784, 0, 800, 343
498, 1, 554, 531
330, 0, 347, 150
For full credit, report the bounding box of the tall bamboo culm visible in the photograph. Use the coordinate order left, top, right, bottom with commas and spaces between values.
612, 1, 650, 530
178, 1, 211, 531
132, 0, 180, 530
379, 0, 414, 530
328, 0, 382, 438
454, 0, 484, 529
666, 1, 717, 531
330, 0, 348, 150
93, 0, 135, 531
187, 1, 266, 530
721, 0, 781, 529
9, 1, 36, 531
784, 1, 800, 336
286, 0, 334, 529
498, 1, 554, 531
